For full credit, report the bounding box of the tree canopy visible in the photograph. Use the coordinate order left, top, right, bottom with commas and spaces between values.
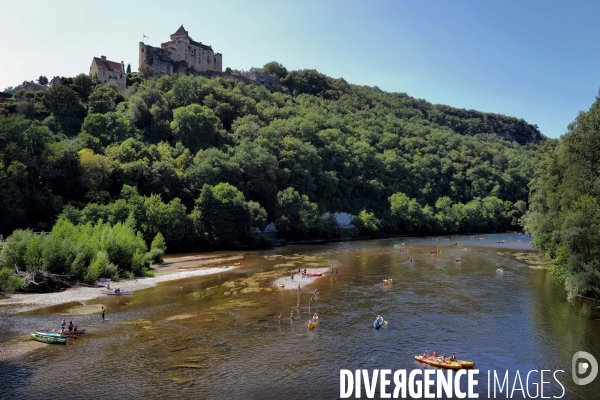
523, 91, 600, 300
1, 66, 541, 263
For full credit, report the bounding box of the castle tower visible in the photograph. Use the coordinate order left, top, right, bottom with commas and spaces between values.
170, 25, 190, 41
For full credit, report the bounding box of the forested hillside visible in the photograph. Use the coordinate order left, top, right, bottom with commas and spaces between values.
523, 92, 600, 300
1, 66, 541, 252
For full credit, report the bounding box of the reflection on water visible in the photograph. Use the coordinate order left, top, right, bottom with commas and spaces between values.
1, 234, 599, 399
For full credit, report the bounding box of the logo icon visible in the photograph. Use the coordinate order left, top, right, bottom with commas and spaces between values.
572, 351, 598, 385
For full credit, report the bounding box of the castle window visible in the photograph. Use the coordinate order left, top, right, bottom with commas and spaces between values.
102, 71, 105, 76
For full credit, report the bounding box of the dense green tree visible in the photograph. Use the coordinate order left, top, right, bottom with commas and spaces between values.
274, 187, 323, 240
81, 112, 130, 146
260, 61, 288, 79
88, 84, 123, 114
351, 210, 380, 237
192, 183, 266, 246
171, 104, 222, 152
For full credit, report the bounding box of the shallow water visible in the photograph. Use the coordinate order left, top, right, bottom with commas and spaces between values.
1, 234, 599, 399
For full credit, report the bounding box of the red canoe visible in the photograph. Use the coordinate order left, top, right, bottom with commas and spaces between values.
52, 328, 86, 335
302, 273, 323, 277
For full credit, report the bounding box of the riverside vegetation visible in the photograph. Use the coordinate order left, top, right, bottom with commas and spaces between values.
0, 63, 547, 292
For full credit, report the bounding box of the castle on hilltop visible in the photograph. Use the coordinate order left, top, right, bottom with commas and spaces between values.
139, 25, 222, 76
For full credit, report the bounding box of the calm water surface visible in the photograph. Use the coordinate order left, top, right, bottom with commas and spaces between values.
1, 234, 599, 399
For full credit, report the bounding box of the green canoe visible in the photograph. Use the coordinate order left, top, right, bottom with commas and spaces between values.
30, 332, 67, 344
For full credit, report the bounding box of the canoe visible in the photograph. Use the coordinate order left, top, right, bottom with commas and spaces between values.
301, 273, 323, 277
383, 279, 393, 286
414, 356, 462, 370
374, 320, 384, 330
458, 360, 475, 368
306, 319, 319, 330
51, 328, 86, 335
34, 330, 65, 338
30, 332, 67, 345
430, 251, 439, 254
101, 290, 133, 295
277, 283, 285, 288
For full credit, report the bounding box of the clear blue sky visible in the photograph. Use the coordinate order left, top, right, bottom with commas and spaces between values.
2, 0, 599, 138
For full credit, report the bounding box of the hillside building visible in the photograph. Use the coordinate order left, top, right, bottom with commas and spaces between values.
139, 25, 222, 77
22, 81, 49, 91
89, 56, 126, 91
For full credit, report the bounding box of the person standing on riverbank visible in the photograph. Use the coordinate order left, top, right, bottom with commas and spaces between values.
101, 306, 105, 321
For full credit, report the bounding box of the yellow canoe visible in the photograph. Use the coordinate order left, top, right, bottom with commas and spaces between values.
414, 356, 462, 370
458, 360, 475, 368
306, 319, 319, 330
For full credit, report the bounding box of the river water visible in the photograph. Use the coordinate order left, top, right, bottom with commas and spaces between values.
0, 234, 599, 399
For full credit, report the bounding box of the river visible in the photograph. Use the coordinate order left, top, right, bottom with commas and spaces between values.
0, 234, 599, 399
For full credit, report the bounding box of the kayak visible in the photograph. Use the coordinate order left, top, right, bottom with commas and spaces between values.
430, 250, 440, 254
306, 319, 319, 330
458, 360, 475, 368
101, 290, 133, 295
30, 332, 67, 345
383, 279, 393, 286
414, 356, 462, 370
277, 283, 285, 288
301, 273, 323, 277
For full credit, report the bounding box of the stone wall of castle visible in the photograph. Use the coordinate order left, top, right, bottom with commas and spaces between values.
139, 26, 222, 77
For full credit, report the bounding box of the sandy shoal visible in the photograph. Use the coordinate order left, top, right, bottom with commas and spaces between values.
0, 255, 243, 315
272, 267, 331, 290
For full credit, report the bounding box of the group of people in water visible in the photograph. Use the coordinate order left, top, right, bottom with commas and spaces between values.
422, 350, 458, 364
